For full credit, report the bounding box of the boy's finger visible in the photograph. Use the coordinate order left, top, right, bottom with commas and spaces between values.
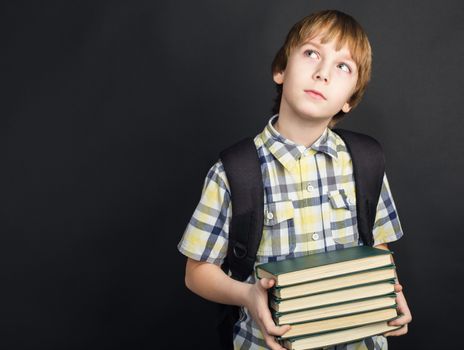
263, 333, 287, 350
271, 324, 292, 337
257, 300, 290, 336
384, 325, 407, 337
388, 313, 411, 327
393, 283, 403, 293
258, 304, 291, 336
264, 320, 292, 337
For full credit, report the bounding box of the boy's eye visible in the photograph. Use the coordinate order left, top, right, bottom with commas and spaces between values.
304, 49, 319, 59
338, 63, 352, 73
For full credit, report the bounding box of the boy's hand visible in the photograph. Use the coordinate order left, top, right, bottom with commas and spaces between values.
384, 283, 412, 336
244, 278, 291, 350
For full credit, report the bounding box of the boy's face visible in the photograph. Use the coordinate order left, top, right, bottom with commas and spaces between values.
274, 34, 358, 123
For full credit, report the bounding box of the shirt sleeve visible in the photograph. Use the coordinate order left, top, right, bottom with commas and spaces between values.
177, 160, 231, 266
372, 173, 404, 246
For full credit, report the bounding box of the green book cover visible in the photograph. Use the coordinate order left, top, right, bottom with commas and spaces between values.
256, 246, 392, 278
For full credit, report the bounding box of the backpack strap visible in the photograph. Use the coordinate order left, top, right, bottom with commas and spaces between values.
219, 137, 264, 281
332, 129, 386, 246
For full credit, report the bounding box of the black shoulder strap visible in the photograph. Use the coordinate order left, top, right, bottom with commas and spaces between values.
219, 137, 264, 281
332, 129, 385, 246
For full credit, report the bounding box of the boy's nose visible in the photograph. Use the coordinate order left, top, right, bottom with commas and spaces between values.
313, 64, 330, 82
314, 72, 329, 83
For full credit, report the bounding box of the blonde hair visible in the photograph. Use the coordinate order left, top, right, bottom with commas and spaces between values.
271, 10, 372, 127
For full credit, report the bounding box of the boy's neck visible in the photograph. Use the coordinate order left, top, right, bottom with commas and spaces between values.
273, 112, 331, 148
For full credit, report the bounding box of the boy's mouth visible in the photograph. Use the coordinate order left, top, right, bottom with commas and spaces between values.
304, 89, 326, 100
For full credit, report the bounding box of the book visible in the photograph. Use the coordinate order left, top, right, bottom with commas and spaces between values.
273, 265, 396, 299
280, 321, 402, 350
274, 295, 397, 325
256, 246, 393, 287
279, 307, 398, 339
270, 281, 395, 313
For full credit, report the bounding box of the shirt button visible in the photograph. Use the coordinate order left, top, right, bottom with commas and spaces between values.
266, 211, 274, 220
312, 233, 319, 241
306, 184, 314, 192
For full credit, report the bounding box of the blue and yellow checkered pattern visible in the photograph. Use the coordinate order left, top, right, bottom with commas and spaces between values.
178, 115, 403, 350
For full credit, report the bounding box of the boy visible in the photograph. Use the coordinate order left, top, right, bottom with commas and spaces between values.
178, 9, 412, 350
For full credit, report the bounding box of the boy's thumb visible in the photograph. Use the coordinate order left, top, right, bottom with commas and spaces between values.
259, 278, 275, 289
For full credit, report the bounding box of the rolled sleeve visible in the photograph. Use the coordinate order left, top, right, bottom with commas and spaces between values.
177, 160, 231, 266
372, 173, 404, 246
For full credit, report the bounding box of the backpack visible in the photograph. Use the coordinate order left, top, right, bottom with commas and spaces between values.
216, 129, 385, 350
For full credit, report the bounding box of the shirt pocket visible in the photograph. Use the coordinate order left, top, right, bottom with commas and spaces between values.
257, 200, 296, 258
328, 189, 358, 245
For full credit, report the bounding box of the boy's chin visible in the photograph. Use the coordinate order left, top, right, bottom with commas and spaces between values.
280, 104, 333, 125
297, 112, 333, 124
294, 106, 333, 121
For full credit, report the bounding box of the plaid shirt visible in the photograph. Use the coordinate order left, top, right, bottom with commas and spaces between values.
178, 115, 403, 350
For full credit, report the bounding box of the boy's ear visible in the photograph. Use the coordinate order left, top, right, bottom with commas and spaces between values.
341, 102, 352, 113
273, 70, 285, 84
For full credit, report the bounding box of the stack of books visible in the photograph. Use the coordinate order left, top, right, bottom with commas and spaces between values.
256, 246, 402, 350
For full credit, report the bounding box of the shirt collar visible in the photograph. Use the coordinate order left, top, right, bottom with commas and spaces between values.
258, 115, 339, 172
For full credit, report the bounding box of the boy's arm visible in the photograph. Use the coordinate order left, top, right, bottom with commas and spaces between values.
179, 162, 290, 349
374, 243, 412, 336
185, 258, 291, 350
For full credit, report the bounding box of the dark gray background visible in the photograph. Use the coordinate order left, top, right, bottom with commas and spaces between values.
1, 0, 462, 349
